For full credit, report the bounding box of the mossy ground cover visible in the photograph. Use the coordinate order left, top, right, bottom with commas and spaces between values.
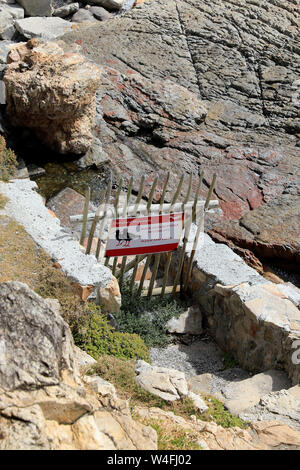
0, 137, 17, 182
138, 418, 202, 450
71, 304, 150, 362
91, 355, 248, 430
0, 215, 149, 362
115, 280, 187, 348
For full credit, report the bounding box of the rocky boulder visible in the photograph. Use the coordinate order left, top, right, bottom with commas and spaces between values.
0, 282, 156, 450
4, 39, 101, 154
14, 16, 74, 40
16, 0, 53, 17
0, 281, 77, 392
136, 360, 188, 401
165, 306, 203, 335
0, 3, 24, 39
222, 370, 291, 416
136, 406, 300, 450
60, 0, 300, 265
83, 0, 123, 11
241, 385, 300, 432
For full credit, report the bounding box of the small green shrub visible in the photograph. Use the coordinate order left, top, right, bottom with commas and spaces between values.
114, 280, 187, 348
0, 137, 17, 182
93, 356, 248, 429
71, 303, 150, 362
201, 396, 248, 429
143, 418, 202, 451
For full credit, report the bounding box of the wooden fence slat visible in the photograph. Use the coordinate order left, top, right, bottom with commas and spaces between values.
204, 173, 217, 210
192, 171, 203, 221
116, 253, 148, 278
126, 176, 146, 292
137, 254, 152, 297
118, 177, 133, 288
160, 174, 184, 297
96, 179, 112, 260
183, 173, 216, 292
135, 176, 159, 296
85, 188, 106, 255
147, 172, 170, 299
141, 285, 180, 297
171, 173, 200, 297
79, 187, 90, 246
104, 176, 123, 268
129, 176, 158, 293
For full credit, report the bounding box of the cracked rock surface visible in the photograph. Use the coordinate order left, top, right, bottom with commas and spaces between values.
60, 0, 300, 266
0, 281, 156, 450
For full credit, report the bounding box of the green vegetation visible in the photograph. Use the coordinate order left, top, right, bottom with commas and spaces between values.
115, 280, 187, 348
143, 418, 202, 450
223, 352, 237, 370
91, 355, 248, 430
201, 396, 248, 429
0, 216, 149, 362
0, 136, 17, 182
70, 304, 150, 362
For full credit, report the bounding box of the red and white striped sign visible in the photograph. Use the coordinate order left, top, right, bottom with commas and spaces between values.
105, 213, 184, 257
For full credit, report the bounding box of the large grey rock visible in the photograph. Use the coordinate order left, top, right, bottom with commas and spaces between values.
72, 8, 95, 23
89, 6, 112, 21
84, 0, 123, 11
222, 370, 291, 416
165, 306, 203, 334
0, 281, 77, 391
5, 40, 101, 155
15, 16, 73, 40
241, 385, 300, 432
0, 3, 24, 18
0, 40, 14, 63
16, 0, 52, 17
0, 282, 157, 450
60, 0, 300, 268
0, 3, 25, 39
74, 346, 96, 370
53, 2, 79, 18
188, 373, 214, 396
136, 360, 188, 401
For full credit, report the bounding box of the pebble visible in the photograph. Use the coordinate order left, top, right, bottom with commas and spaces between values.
150, 337, 251, 395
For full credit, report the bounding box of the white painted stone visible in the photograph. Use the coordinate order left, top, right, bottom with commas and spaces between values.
0, 179, 113, 290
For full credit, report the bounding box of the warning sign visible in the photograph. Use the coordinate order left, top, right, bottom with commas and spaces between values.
105, 213, 184, 257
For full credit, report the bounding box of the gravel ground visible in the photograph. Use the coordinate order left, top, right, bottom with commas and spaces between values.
150, 337, 251, 394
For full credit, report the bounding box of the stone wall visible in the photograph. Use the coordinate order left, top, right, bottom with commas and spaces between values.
0, 178, 121, 312
172, 232, 300, 385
